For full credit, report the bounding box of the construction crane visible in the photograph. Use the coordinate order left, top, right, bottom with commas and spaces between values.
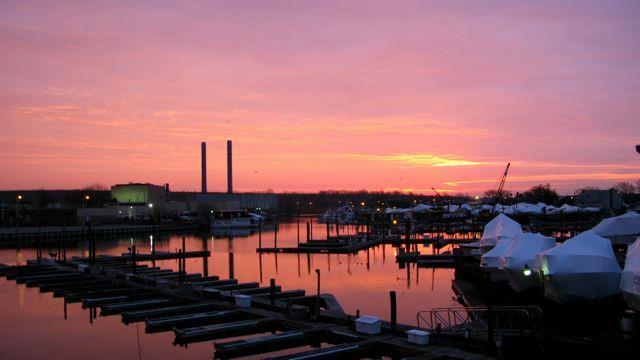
494, 162, 511, 203
431, 187, 442, 198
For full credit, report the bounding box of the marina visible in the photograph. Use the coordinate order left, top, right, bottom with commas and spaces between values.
2, 2, 640, 359
1, 214, 640, 358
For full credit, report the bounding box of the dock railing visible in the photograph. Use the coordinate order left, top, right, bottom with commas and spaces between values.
417, 305, 543, 338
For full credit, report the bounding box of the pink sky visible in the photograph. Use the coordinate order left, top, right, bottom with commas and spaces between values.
1, 1, 639, 195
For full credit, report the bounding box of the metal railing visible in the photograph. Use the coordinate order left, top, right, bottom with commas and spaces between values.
417, 306, 543, 337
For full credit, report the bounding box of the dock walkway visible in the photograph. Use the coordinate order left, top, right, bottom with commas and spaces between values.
0, 223, 203, 246
0, 257, 493, 359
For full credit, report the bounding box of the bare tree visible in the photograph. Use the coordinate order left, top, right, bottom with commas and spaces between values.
614, 181, 636, 195
82, 183, 108, 191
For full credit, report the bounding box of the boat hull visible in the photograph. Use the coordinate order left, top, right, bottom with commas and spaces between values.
542, 272, 621, 304
504, 268, 540, 292
211, 218, 258, 229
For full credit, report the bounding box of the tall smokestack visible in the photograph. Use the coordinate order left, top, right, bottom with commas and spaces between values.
201, 142, 207, 193
227, 140, 233, 194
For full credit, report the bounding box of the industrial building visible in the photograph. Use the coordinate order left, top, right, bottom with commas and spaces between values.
110, 183, 169, 205
576, 189, 624, 212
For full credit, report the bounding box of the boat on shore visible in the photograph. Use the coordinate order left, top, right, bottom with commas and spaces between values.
621, 237, 640, 310
480, 238, 513, 281
499, 232, 556, 292
591, 211, 640, 245
536, 231, 621, 304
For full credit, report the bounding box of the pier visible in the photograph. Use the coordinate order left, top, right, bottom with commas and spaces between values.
0, 223, 203, 247
0, 253, 494, 359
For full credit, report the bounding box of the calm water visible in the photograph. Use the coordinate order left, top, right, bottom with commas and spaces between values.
0, 220, 459, 359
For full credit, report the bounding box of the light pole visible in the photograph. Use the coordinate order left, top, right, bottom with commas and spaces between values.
83, 195, 90, 208
16, 194, 22, 228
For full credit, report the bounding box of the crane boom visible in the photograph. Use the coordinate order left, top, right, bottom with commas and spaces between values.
431, 187, 442, 198
495, 162, 511, 203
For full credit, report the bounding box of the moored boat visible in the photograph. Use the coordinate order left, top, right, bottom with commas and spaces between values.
211, 210, 261, 229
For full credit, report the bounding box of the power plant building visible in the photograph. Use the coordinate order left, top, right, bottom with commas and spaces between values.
111, 183, 168, 205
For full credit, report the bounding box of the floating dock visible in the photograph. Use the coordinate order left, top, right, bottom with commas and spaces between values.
0, 257, 493, 359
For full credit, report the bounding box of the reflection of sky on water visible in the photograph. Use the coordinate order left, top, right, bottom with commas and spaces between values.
0, 220, 460, 358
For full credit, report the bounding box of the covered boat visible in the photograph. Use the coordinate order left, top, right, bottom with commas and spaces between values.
536, 232, 621, 303
479, 214, 523, 247
621, 237, 640, 310
480, 238, 514, 281
499, 233, 556, 292
591, 211, 640, 245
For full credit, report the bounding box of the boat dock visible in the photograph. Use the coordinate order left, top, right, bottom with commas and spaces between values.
0, 256, 494, 359
256, 232, 433, 254
0, 223, 203, 247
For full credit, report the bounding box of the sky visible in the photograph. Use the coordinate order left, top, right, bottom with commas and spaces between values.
1, 0, 639, 195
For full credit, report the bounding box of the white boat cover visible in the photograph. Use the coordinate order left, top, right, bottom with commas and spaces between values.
621, 237, 640, 309
443, 204, 459, 213
412, 204, 434, 213
461, 203, 474, 211
536, 231, 621, 303
479, 214, 523, 247
499, 233, 556, 292
591, 211, 640, 239
480, 238, 514, 269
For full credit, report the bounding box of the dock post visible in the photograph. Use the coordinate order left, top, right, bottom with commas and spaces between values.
310, 217, 313, 239
62, 226, 67, 262
131, 245, 136, 274
405, 219, 411, 252
229, 252, 235, 279
326, 221, 330, 240
335, 220, 339, 237
270, 278, 276, 306
274, 220, 278, 249
258, 220, 263, 249
202, 234, 208, 277
36, 230, 41, 264
92, 228, 96, 264
306, 222, 310, 242
297, 213, 300, 245
487, 305, 494, 351
390, 291, 397, 330
181, 237, 186, 282
315, 269, 321, 320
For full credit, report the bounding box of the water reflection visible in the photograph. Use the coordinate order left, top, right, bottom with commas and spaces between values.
0, 219, 460, 358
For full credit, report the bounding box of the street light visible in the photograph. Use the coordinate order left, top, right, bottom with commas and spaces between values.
16, 194, 22, 228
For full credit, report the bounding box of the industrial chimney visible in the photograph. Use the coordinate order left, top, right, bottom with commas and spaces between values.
227, 140, 233, 194
201, 142, 207, 193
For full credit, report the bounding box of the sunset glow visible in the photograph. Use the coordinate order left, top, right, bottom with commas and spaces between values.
1, 1, 639, 193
